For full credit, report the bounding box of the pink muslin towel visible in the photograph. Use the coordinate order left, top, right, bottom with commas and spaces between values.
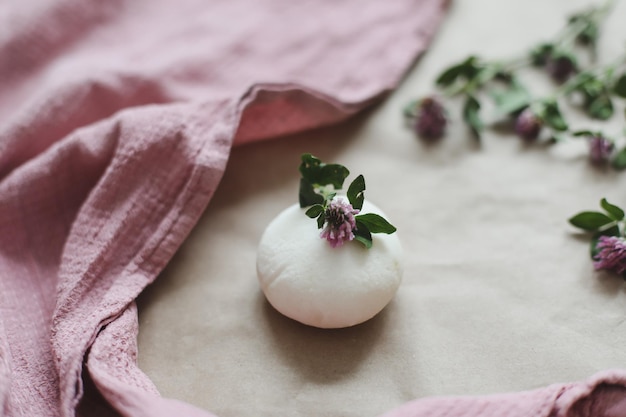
0, 1, 625, 417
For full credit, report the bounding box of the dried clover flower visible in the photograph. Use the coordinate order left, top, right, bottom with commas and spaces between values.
588, 134, 614, 164
410, 96, 447, 140
514, 108, 543, 141
546, 53, 578, 83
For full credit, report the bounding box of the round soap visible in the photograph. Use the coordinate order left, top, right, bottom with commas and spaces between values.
256, 200, 403, 329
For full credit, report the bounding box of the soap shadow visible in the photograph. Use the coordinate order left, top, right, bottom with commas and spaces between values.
256, 291, 392, 384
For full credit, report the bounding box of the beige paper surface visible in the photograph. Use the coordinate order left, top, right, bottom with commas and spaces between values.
137, 1, 626, 416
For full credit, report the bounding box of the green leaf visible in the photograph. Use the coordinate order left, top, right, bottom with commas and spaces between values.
581, 77, 604, 98
491, 82, 532, 115
567, 71, 596, 94
353, 226, 373, 249
299, 178, 324, 207
578, 24, 599, 45
299, 153, 350, 190
347, 175, 365, 211
317, 213, 325, 229
600, 198, 625, 221
305, 204, 324, 218
300, 153, 322, 173
613, 74, 626, 98
568, 211, 614, 231
403, 100, 420, 118
611, 146, 626, 170
571, 129, 595, 137
542, 100, 568, 131
569, 13, 598, 46
587, 94, 614, 120
355, 213, 397, 234
435, 56, 480, 87
530, 43, 554, 66
463, 95, 483, 140
550, 133, 565, 144
436, 65, 463, 87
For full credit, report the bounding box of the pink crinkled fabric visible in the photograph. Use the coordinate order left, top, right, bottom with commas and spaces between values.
0, 1, 625, 417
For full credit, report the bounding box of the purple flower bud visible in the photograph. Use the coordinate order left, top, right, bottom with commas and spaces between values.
593, 236, 626, 276
413, 97, 446, 140
546, 55, 577, 83
514, 108, 542, 141
320, 198, 359, 248
589, 135, 614, 165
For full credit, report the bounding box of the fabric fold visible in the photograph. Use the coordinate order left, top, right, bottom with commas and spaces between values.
380, 370, 626, 417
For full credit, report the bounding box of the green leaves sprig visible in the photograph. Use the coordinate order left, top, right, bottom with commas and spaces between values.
569, 198, 625, 258
407, 0, 626, 167
299, 153, 396, 249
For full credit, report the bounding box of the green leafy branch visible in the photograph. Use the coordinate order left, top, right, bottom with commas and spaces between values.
406, 0, 626, 170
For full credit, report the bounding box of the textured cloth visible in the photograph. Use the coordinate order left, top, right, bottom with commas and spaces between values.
1, 1, 625, 417
381, 370, 626, 417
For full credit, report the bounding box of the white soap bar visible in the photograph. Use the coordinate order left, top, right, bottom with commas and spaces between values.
256, 200, 403, 329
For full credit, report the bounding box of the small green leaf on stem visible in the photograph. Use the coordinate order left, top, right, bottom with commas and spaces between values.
613, 73, 626, 98
317, 213, 325, 229
612, 146, 626, 170
491, 83, 532, 115
571, 129, 595, 137
541, 100, 568, 131
347, 174, 365, 211
436, 56, 481, 87
403, 100, 420, 118
463, 95, 483, 140
299, 178, 325, 207
355, 213, 397, 234
600, 198, 625, 221
530, 43, 554, 66
587, 94, 614, 120
299, 153, 350, 190
305, 204, 324, 218
568, 211, 614, 231
353, 225, 373, 249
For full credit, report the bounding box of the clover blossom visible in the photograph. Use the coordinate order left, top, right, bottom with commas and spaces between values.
413, 96, 447, 140
514, 108, 542, 141
588, 135, 614, 164
320, 198, 359, 248
546, 54, 577, 83
593, 235, 626, 275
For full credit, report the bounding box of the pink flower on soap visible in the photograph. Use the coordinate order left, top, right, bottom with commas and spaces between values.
593, 235, 626, 276
321, 199, 359, 248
